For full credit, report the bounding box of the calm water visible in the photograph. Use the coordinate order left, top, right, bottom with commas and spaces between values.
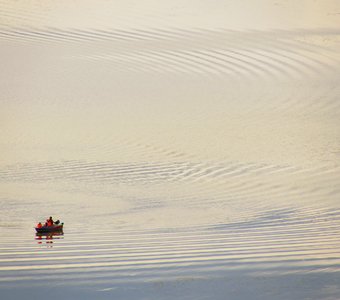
1, 1, 340, 299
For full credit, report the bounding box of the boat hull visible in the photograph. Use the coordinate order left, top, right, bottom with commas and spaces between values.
35, 225, 63, 233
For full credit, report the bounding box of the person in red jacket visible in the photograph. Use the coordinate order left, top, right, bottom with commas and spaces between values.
36, 222, 42, 228
46, 216, 54, 226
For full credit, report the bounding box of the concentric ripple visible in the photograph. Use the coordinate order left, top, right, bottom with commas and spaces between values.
0, 27, 339, 81
1, 1, 340, 299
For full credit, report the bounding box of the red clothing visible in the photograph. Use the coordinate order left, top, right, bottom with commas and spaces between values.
37, 223, 42, 228
46, 217, 54, 226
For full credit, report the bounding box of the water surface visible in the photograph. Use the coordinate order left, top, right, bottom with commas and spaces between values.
1, 1, 340, 299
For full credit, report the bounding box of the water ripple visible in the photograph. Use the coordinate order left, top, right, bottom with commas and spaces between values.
1, 27, 338, 80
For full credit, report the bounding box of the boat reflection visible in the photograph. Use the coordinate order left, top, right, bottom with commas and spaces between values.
35, 231, 64, 246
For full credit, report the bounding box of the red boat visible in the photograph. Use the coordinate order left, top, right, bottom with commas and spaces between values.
35, 223, 64, 233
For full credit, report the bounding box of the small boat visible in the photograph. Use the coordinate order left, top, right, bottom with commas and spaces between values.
35, 223, 64, 233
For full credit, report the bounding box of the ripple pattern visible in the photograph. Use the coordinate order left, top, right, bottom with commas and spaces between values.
0, 208, 339, 288
0, 27, 339, 81
1, 1, 340, 298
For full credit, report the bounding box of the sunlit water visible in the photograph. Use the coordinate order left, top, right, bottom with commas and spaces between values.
1, 1, 340, 299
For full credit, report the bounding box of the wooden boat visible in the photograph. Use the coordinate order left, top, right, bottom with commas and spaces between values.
35, 223, 64, 233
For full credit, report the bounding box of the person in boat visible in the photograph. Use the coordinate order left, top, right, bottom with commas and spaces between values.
37, 222, 42, 228
46, 216, 54, 226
